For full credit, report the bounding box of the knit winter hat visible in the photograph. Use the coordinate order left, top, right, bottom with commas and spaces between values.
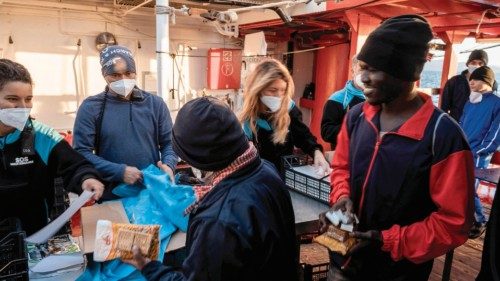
172, 97, 249, 171
99, 45, 136, 76
470, 66, 495, 88
466, 50, 488, 66
357, 14, 433, 82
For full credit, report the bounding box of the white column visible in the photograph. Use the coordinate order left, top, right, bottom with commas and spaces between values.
156, 0, 170, 103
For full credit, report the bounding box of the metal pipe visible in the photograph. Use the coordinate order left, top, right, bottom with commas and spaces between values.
228, 0, 308, 13
122, 0, 153, 16
156, 0, 170, 102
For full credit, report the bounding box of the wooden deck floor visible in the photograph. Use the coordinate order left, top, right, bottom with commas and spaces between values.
429, 203, 491, 281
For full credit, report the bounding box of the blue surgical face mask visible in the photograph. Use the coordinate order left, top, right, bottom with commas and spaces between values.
260, 96, 282, 113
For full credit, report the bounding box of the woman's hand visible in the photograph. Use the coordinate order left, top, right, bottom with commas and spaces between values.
313, 150, 331, 176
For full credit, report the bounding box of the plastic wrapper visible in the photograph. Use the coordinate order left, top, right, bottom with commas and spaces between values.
314, 225, 357, 256
93, 220, 160, 262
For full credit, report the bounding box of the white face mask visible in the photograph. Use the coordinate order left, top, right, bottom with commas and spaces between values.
468, 65, 479, 74
109, 79, 136, 97
0, 108, 31, 131
260, 96, 282, 113
354, 74, 365, 89
469, 91, 483, 103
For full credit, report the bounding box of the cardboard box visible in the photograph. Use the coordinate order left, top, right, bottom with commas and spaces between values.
80, 201, 129, 254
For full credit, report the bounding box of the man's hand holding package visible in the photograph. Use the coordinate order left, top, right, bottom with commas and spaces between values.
319, 196, 353, 234
347, 230, 382, 256
123, 245, 151, 271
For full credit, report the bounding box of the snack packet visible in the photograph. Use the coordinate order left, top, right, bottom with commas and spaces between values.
314, 210, 358, 256
93, 220, 160, 262
314, 225, 357, 255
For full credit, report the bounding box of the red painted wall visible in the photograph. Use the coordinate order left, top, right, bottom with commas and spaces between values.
309, 43, 350, 150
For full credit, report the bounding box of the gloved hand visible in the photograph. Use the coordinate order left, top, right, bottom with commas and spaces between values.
347, 230, 382, 256
318, 196, 353, 234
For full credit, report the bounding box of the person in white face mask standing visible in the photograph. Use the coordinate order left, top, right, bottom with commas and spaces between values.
0, 59, 104, 235
73, 45, 177, 200
321, 55, 366, 150
459, 66, 500, 239
441, 49, 497, 121
239, 59, 329, 175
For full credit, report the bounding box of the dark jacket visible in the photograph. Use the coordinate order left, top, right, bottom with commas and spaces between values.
0, 120, 99, 235
321, 81, 365, 150
141, 158, 299, 281
440, 70, 470, 121
244, 105, 322, 173
330, 93, 474, 280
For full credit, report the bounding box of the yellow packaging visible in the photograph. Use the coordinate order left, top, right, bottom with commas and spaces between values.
93, 220, 160, 262
313, 225, 357, 256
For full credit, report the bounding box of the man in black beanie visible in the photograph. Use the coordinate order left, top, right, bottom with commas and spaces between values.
319, 14, 474, 281
441, 49, 497, 121
124, 97, 299, 281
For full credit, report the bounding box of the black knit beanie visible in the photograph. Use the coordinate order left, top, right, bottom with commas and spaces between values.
466, 50, 488, 66
357, 14, 433, 82
172, 97, 249, 171
470, 66, 495, 88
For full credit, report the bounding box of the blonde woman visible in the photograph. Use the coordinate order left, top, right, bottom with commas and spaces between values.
239, 59, 329, 174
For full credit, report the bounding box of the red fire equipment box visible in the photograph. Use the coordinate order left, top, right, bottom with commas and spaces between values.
207, 48, 242, 90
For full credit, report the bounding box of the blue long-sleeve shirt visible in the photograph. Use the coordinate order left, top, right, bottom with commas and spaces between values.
73, 89, 177, 183
460, 92, 500, 160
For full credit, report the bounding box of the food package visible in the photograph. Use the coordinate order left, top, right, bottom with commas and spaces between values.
314, 209, 358, 256
93, 220, 160, 262
314, 225, 357, 256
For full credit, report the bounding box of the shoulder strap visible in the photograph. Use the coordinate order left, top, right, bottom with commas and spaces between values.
94, 93, 108, 156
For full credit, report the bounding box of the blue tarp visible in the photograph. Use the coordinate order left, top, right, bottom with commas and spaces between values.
77, 165, 195, 281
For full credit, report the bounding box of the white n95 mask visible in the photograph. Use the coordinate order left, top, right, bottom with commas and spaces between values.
109, 79, 136, 97
468, 65, 479, 74
260, 96, 282, 113
469, 91, 483, 103
0, 108, 31, 131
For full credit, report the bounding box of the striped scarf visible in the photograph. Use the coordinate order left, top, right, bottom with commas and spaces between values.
184, 142, 258, 215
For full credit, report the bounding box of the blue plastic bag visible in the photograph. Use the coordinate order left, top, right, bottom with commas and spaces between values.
78, 165, 195, 280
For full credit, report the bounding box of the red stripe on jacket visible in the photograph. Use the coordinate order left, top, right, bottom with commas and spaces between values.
329, 117, 350, 206
381, 150, 475, 263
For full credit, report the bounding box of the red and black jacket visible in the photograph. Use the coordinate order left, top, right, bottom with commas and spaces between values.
330, 93, 474, 272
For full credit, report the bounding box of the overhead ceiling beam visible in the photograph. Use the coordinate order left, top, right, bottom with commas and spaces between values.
433, 21, 500, 32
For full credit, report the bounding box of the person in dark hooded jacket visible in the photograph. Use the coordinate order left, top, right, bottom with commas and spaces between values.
123, 97, 299, 281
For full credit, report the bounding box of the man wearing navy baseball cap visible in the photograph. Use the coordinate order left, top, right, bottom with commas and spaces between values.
73, 45, 178, 199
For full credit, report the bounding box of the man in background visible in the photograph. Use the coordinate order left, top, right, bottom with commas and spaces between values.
440, 49, 496, 121
321, 55, 365, 150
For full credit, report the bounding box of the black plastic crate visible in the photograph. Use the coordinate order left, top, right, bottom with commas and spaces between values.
299, 242, 329, 281
0, 219, 28, 281
282, 155, 330, 204
300, 262, 329, 281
